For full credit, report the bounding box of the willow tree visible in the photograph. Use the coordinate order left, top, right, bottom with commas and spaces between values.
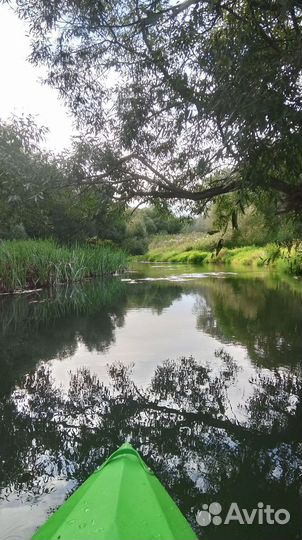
9, 0, 302, 212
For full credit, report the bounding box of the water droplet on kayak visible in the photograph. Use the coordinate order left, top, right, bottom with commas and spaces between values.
79, 521, 87, 529
85, 507, 89, 512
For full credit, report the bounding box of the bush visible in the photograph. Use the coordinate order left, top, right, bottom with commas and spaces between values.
187, 251, 208, 264
123, 236, 148, 255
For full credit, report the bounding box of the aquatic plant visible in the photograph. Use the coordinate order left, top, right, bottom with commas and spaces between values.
0, 239, 128, 293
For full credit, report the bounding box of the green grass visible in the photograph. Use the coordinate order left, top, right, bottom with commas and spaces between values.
149, 231, 231, 253
145, 235, 302, 275
0, 239, 128, 293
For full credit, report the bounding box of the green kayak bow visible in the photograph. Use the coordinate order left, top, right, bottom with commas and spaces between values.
32, 443, 198, 540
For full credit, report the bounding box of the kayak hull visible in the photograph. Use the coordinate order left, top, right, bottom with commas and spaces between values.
32, 443, 198, 540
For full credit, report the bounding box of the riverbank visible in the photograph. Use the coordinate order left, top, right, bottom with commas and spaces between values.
0, 239, 128, 294
144, 234, 302, 275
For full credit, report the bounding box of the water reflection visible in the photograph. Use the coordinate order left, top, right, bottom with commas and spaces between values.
193, 277, 301, 367
0, 355, 301, 539
0, 279, 128, 395
0, 271, 300, 391
0, 265, 301, 539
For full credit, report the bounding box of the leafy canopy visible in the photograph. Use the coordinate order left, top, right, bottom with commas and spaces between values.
5, 0, 302, 213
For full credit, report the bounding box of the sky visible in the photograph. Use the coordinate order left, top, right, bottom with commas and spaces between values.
0, 5, 74, 152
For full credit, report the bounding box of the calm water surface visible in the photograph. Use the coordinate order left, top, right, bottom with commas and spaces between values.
0, 263, 301, 540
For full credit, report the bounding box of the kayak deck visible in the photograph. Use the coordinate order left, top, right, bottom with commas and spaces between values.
32, 443, 198, 540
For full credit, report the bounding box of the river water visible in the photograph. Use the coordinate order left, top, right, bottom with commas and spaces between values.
0, 263, 301, 539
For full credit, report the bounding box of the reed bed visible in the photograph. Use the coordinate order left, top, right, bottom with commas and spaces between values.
0, 240, 128, 293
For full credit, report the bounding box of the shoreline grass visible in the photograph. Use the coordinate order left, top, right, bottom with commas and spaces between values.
144, 236, 302, 275
0, 239, 128, 294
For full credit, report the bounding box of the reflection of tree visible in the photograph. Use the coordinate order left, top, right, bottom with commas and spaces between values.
247, 370, 302, 444
1, 272, 299, 400
0, 354, 301, 540
0, 280, 127, 395
193, 277, 301, 368
0, 273, 301, 537
125, 282, 183, 315
0, 280, 182, 396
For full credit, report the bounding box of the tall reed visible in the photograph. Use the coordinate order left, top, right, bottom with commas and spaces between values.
0, 239, 128, 293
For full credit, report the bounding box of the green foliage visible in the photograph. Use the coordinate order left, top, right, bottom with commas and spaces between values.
263, 243, 282, 264
146, 238, 302, 275
0, 116, 131, 245
144, 206, 183, 235
123, 236, 148, 256
0, 117, 186, 254
187, 251, 209, 264
123, 206, 184, 255
261, 242, 302, 275
150, 232, 228, 253
212, 194, 301, 246
0, 240, 128, 293
152, 250, 210, 264
0, 115, 58, 238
